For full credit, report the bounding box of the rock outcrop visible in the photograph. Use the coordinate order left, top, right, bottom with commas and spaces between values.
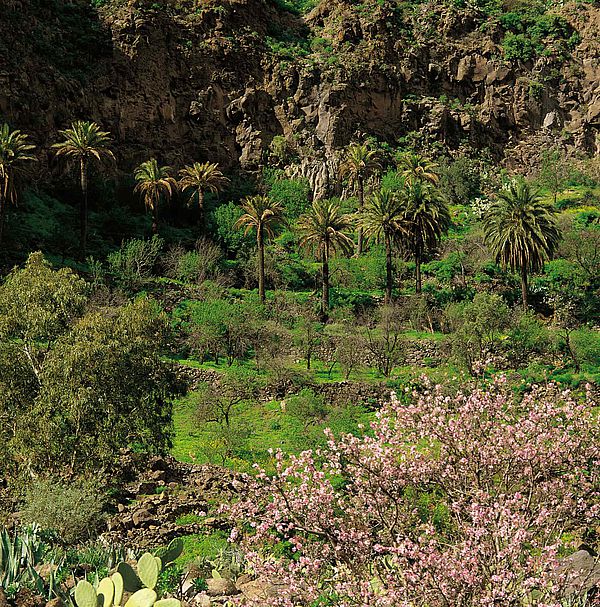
1, 0, 599, 193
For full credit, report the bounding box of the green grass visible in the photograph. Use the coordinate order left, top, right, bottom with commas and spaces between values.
174, 532, 230, 567
172, 386, 373, 471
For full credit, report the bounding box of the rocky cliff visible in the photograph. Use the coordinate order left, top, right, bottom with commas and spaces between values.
1, 0, 599, 194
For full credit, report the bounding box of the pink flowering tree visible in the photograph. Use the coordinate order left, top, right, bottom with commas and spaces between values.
229, 379, 599, 607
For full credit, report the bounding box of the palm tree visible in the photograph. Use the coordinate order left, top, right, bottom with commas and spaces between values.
134, 159, 177, 234
235, 195, 284, 303
359, 188, 406, 304
0, 124, 36, 245
340, 143, 380, 255
484, 180, 560, 310
402, 181, 451, 294
52, 121, 114, 256
178, 162, 229, 225
398, 152, 439, 185
297, 199, 354, 320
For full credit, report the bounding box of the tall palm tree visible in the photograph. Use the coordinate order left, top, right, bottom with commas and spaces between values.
340, 143, 380, 256
134, 159, 177, 234
235, 195, 284, 303
398, 152, 439, 185
402, 181, 451, 294
359, 188, 406, 304
484, 180, 560, 310
178, 162, 229, 225
52, 121, 114, 256
0, 124, 36, 245
297, 199, 354, 320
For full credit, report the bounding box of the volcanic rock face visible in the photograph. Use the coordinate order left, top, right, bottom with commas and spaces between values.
1, 0, 599, 192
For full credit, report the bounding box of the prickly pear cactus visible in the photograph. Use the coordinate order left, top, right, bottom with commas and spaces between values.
136, 553, 159, 590
124, 588, 157, 607
75, 580, 99, 607
117, 562, 142, 593
156, 538, 183, 567
97, 577, 115, 607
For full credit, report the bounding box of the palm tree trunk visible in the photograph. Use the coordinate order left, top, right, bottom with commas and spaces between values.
385, 232, 392, 304
152, 198, 159, 234
198, 190, 205, 229
80, 158, 88, 257
415, 245, 422, 294
0, 195, 6, 246
356, 177, 364, 256
321, 245, 329, 322
521, 265, 528, 311
257, 226, 265, 303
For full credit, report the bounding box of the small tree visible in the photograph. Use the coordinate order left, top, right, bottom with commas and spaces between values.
365, 304, 404, 377
195, 370, 258, 428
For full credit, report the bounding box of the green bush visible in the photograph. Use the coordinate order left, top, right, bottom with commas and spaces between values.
286, 389, 328, 426
106, 235, 163, 288
502, 32, 535, 61
21, 478, 106, 545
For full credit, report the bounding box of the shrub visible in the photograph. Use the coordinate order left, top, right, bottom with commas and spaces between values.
285, 389, 328, 427
502, 32, 535, 61
106, 235, 163, 288
21, 478, 105, 545
230, 380, 599, 607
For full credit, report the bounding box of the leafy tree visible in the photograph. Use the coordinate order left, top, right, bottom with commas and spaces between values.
365, 304, 404, 377
0, 124, 36, 245
178, 162, 229, 226
445, 292, 510, 374
21, 298, 176, 475
339, 143, 380, 255
235, 195, 284, 303
211, 201, 251, 255
0, 254, 178, 476
186, 299, 250, 365
52, 121, 114, 256
195, 369, 258, 428
359, 188, 406, 303
0, 252, 88, 376
397, 152, 439, 185
297, 199, 354, 320
484, 180, 560, 310
537, 146, 568, 205
134, 158, 177, 234
401, 181, 451, 293
106, 235, 164, 289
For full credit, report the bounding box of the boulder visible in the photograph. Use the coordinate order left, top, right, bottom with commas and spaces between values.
206, 577, 239, 597
559, 549, 600, 595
